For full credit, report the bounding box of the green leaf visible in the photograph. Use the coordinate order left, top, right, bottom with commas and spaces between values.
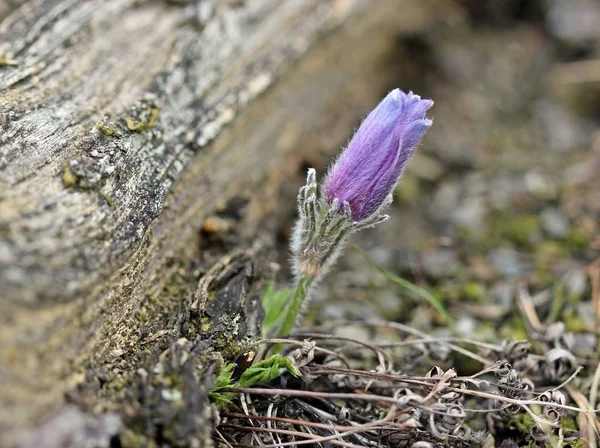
209, 356, 301, 408
353, 244, 452, 323
209, 362, 235, 406
236, 355, 300, 388
261, 284, 291, 337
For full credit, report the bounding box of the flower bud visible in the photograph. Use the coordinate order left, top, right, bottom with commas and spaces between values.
322, 89, 433, 221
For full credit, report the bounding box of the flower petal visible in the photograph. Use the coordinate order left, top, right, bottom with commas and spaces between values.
322, 89, 433, 221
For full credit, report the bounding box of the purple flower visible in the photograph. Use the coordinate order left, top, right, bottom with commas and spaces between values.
322, 89, 433, 221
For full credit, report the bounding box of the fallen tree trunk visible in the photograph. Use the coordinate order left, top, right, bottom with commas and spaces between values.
0, 0, 445, 445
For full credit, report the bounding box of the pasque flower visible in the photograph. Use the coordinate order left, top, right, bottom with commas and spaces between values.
322, 89, 433, 221
275, 89, 433, 342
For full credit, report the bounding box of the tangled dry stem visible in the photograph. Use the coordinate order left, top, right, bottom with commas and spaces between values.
214, 318, 599, 447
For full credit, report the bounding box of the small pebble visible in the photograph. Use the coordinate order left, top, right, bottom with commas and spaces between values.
540, 208, 569, 237
422, 247, 459, 278
488, 248, 526, 278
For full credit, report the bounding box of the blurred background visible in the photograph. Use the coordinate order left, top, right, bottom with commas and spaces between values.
286, 0, 600, 353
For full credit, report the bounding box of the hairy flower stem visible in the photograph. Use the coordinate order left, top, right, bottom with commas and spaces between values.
271, 170, 386, 354
277, 277, 314, 340
271, 277, 315, 354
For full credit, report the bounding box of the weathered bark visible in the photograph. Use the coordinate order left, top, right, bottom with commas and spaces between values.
0, 0, 444, 445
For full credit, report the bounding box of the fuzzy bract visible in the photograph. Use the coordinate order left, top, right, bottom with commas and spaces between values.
322, 89, 433, 221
